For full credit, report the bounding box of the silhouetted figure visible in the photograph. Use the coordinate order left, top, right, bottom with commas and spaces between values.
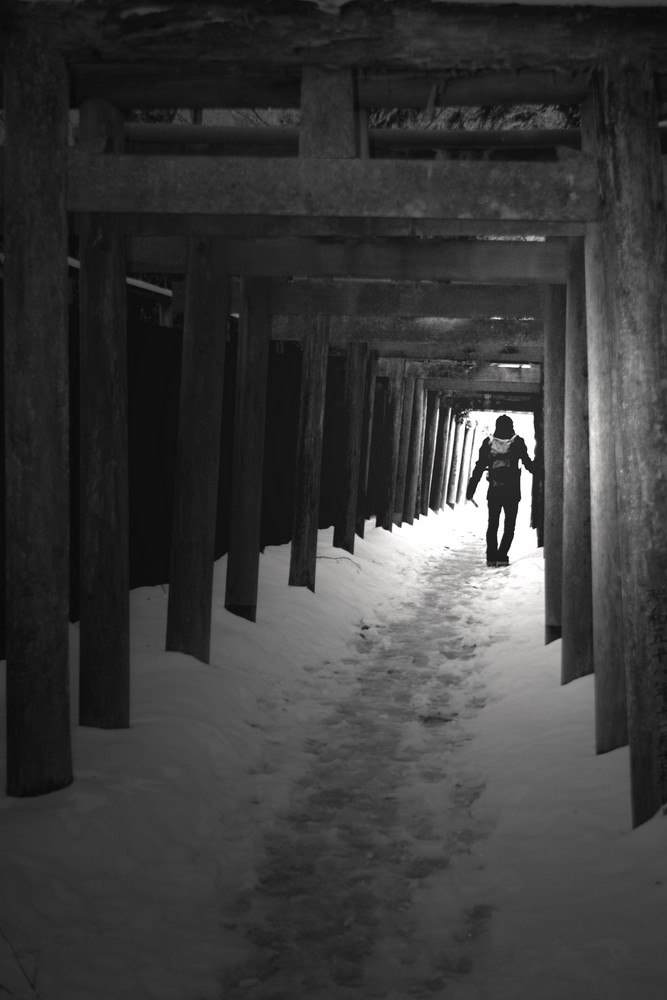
466, 415, 535, 567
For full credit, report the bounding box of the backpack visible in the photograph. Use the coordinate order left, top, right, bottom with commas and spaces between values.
486, 434, 517, 488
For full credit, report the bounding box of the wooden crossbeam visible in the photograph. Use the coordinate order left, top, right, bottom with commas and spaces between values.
396, 360, 541, 385
8, 3, 667, 71
426, 378, 540, 397
65, 153, 596, 223
127, 236, 568, 282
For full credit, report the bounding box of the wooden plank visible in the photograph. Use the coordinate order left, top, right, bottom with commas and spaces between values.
224, 277, 272, 621
289, 316, 329, 591
67, 153, 597, 223
431, 401, 452, 512
394, 374, 416, 526
446, 417, 465, 508
333, 342, 368, 553
15, 4, 667, 71
78, 99, 130, 728
271, 280, 544, 319
404, 379, 425, 526
356, 350, 378, 538
543, 283, 567, 645
166, 239, 229, 661
593, 58, 667, 826
426, 377, 540, 396
3, 29, 73, 795
273, 315, 543, 347
127, 235, 569, 283
70, 65, 591, 111
561, 237, 593, 685
404, 359, 541, 384
456, 421, 474, 506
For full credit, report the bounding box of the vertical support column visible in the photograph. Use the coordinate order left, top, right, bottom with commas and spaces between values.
561, 237, 594, 683
420, 390, 439, 516
593, 58, 667, 824
441, 407, 457, 509
394, 373, 416, 526
356, 350, 378, 538
289, 316, 329, 590
225, 278, 272, 622
299, 66, 358, 158
376, 360, 405, 532
581, 98, 628, 754
446, 416, 465, 508
414, 384, 428, 518
333, 342, 368, 553
403, 377, 425, 527
78, 100, 130, 723
166, 239, 229, 662
531, 397, 545, 547
430, 400, 452, 512
4, 30, 73, 794
543, 283, 567, 644
456, 420, 474, 506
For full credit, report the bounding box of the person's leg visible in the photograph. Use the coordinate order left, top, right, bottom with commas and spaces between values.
497, 498, 519, 563
486, 494, 501, 564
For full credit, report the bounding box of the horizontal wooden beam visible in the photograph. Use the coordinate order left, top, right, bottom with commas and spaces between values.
371, 341, 543, 365
400, 360, 541, 385
8, 3, 667, 72
70, 66, 593, 111
66, 153, 596, 223
273, 315, 542, 347
426, 377, 540, 397
127, 235, 568, 283
270, 278, 544, 319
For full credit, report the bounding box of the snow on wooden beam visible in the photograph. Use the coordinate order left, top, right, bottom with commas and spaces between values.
65, 153, 596, 223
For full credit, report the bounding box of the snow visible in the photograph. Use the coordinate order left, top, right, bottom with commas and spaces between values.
1, 484, 666, 998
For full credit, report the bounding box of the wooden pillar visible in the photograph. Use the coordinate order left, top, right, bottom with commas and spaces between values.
299, 66, 357, 158
446, 417, 465, 508
394, 374, 416, 526
431, 401, 452, 512
413, 384, 428, 518
166, 239, 229, 662
4, 30, 73, 794
376, 360, 405, 531
581, 100, 628, 755
333, 342, 368, 553
420, 390, 439, 516
403, 377, 425, 527
561, 238, 594, 683
78, 100, 130, 724
593, 58, 667, 824
289, 316, 329, 590
531, 398, 545, 547
456, 420, 474, 506
356, 350, 378, 538
543, 283, 567, 644
224, 278, 272, 621
441, 407, 457, 509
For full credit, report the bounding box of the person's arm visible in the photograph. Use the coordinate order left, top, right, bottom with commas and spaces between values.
466, 438, 490, 500
517, 437, 535, 474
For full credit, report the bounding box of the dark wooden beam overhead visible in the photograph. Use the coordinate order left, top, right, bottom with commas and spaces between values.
126, 235, 568, 282
270, 279, 544, 318
65, 154, 596, 223
5, 2, 667, 72
400, 360, 541, 385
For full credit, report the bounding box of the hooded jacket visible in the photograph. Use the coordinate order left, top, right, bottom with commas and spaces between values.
467, 430, 535, 502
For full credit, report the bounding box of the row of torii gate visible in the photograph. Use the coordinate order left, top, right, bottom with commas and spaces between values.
1, 1, 666, 831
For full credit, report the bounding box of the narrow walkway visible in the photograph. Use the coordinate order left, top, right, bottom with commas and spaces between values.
222, 534, 509, 999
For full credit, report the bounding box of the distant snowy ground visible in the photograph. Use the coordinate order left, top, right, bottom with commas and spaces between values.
1, 498, 666, 999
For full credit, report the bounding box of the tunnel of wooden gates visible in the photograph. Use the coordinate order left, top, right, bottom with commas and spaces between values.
1, 1, 667, 831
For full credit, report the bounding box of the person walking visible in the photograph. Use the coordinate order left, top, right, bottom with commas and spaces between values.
465, 414, 535, 567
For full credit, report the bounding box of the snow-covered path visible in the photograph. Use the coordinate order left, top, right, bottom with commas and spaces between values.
220, 538, 509, 999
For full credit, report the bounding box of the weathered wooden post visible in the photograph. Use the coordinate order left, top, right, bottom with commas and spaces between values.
420, 390, 439, 516
289, 316, 329, 590
333, 341, 368, 552
431, 400, 452, 511
225, 277, 272, 621
581, 101, 628, 754
441, 406, 458, 509
394, 373, 416, 526
543, 282, 567, 644
376, 359, 405, 531
78, 99, 130, 724
4, 29, 73, 794
456, 420, 474, 506
356, 350, 378, 538
593, 58, 667, 824
166, 239, 229, 661
403, 377, 425, 527
446, 416, 465, 508
561, 237, 594, 683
